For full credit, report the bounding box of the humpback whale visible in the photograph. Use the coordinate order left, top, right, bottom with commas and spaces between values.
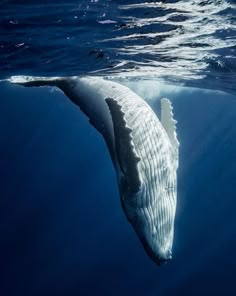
8, 75, 179, 265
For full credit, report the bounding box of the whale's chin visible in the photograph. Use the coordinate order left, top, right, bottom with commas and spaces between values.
132, 224, 173, 265
151, 245, 173, 266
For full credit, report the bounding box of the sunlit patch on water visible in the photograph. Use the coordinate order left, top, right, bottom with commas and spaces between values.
0, 0, 236, 94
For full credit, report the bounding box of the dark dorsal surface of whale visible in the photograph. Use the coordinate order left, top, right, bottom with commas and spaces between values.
8, 75, 179, 265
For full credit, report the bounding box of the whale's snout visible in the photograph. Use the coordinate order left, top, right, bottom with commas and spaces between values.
137, 228, 173, 266
155, 250, 172, 266
148, 246, 173, 266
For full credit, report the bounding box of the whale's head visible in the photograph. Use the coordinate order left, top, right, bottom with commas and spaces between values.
105, 95, 178, 266
121, 180, 176, 266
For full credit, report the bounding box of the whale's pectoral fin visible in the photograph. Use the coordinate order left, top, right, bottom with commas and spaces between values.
161, 98, 180, 150
161, 98, 179, 169
105, 97, 142, 193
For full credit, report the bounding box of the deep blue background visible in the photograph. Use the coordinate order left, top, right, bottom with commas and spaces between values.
0, 82, 235, 296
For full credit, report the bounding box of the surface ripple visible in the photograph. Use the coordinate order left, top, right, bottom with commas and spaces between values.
0, 0, 236, 94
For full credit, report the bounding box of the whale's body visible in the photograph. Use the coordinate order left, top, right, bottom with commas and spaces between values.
9, 75, 179, 265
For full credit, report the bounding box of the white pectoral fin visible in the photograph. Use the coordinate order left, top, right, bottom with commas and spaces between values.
161, 98, 179, 169
105, 97, 142, 193
161, 98, 180, 150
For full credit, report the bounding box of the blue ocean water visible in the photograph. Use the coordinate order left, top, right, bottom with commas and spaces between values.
0, 1, 235, 296
1, 0, 236, 94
